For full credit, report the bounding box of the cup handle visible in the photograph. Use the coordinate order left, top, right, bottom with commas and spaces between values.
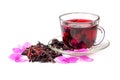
94, 26, 105, 46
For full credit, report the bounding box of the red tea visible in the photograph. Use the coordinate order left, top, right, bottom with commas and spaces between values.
61, 19, 97, 49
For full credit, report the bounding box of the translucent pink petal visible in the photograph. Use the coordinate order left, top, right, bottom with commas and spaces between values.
23, 42, 31, 48
12, 48, 22, 53
9, 53, 28, 62
80, 55, 94, 62
55, 56, 79, 64
9, 53, 17, 60
9, 53, 21, 61
15, 58, 28, 62
21, 42, 31, 52
65, 57, 79, 63
55, 56, 68, 64
9, 42, 31, 62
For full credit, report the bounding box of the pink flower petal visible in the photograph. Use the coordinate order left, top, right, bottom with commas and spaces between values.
9, 53, 17, 59
55, 56, 67, 64
12, 48, 22, 53
9, 42, 31, 62
22, 42, 31, 50
55, 56, 79, 64
23, 42, 31, 48
15, 58, 28, 62
9, 53, 28, 62
80, 55, 93, 62
21, 42, 31, 52
66, 57, 79, 63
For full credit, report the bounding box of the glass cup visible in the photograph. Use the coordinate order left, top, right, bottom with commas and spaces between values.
59, 12, 105, 49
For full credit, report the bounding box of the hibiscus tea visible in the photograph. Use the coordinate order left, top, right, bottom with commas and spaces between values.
61, 19, 97, 49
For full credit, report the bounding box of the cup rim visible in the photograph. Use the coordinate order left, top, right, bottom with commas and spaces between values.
59, 12, 100, 24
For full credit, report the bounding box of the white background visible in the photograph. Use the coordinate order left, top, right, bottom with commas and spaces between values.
0, 0, 120, 80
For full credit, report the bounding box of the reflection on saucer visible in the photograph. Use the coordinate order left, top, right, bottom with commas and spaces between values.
65, 48, 89, 52
48, 36, 110, 56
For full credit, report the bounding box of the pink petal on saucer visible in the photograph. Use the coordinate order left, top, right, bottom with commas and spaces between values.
75, 48, 89, 52
80, 55, 93, 62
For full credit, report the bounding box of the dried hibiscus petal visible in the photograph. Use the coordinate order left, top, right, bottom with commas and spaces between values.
21, 41, 62, 63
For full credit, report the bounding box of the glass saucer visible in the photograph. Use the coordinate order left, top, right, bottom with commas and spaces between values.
48, 36, 110, 56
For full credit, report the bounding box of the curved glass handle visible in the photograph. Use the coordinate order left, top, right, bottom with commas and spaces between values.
94, 26, 105, 46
